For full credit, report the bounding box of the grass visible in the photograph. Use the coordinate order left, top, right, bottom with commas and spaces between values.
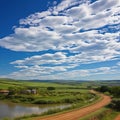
0, 88, 92, 104
0, 78, 91, 105
80, 107, 120, 120
0, 78, 85, 89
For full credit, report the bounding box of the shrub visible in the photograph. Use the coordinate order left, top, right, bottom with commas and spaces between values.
110, 86, 120, 98
109, 99, 120, 111
47, 87, 55, 90
33, 99, 56, 104
99, 86, 109, 93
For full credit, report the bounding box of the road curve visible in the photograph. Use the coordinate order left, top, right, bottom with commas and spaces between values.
35, 91, 111, 120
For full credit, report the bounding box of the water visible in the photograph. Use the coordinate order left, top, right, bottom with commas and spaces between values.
0, 101, 70, 119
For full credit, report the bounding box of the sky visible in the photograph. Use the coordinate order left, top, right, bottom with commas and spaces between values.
0, 0, 120, 80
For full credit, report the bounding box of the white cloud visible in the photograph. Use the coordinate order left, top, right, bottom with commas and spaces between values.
90, 0, 119, 13
66, 4, 91, 20
0, 0, 120, 80
117, 62, 120, 66
11, 52, 67, 65
19, 11, 51, 25
5, 65, 119, 80
0, 0, 119, 52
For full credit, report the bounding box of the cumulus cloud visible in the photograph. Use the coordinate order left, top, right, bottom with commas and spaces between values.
5, 65, 120, 80
90, 0, 119, 13
0, 0, 119, 52
11, 52, 67, 65
0, 0, 120, 79
117, 62, 120, 66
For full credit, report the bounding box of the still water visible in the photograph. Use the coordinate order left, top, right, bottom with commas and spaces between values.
0, 101, 70, 119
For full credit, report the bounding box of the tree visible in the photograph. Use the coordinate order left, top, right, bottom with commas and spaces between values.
109, 99, 120, 111
110, 86, 120, 98
8, 86, 26, 95
47, 87, 55, 90
8, 87, 17, 95
99, 86, 109, 93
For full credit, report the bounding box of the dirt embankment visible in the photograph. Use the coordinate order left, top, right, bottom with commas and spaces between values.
34, 91, 111, 120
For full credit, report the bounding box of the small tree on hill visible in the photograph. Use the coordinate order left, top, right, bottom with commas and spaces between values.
47, 87, 55, 90
99, 86, 109, 93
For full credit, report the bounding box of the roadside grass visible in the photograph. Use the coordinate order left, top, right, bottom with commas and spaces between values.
80, 107, 120, 120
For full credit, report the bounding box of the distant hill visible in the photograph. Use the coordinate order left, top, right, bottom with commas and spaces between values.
0, 78, 120, 86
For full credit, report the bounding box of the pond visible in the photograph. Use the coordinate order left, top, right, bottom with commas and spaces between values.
0, 101, 71, 119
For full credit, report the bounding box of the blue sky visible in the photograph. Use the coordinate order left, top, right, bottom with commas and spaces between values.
0, 0, 120, 80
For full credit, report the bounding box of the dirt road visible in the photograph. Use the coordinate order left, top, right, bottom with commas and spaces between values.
114, 114, 120, 120
35, 91, 111, 120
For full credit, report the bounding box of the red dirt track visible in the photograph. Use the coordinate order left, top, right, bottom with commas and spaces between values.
35, 91, 111, 120
114, 114, 120, 120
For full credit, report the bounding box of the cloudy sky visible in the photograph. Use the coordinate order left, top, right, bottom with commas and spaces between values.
0, 0, 120, 80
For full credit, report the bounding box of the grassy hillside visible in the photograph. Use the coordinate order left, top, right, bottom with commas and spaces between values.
0, 78, 120, 89
0, 78, 95, 105
80, 107, 119, 120
0, 78, 82, 89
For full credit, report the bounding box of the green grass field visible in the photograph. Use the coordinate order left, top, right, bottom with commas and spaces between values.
80, 107, 120, 120
0, 78, 85, 89
0, 78, 95, 104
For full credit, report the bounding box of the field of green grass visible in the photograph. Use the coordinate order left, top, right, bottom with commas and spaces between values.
0, 78, 96, 105
0, 78, 87, 89
1, 78, 119, 90
80, 107, 120, 120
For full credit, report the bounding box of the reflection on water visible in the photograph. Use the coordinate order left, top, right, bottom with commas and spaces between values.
0, 101, 70, 119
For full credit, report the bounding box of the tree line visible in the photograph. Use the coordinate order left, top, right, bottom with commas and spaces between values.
95, 86, 120, 111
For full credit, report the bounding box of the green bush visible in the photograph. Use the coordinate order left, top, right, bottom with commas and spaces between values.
99, 86, 109, 93
33, 99, 49, 104
110, 87, 120, 98
47, 87, 55, 90
109, 99, 120, 111
64, 98, 74, 103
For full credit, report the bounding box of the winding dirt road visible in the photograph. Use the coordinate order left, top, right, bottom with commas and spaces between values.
34, 91, 111, 120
